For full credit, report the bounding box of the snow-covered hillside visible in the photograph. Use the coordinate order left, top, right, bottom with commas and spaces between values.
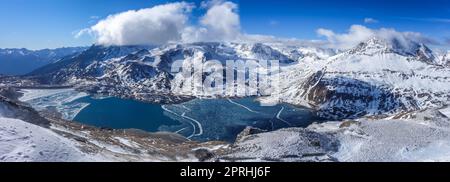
0, 117, 93, 162
0, 95, 91, 161
268, 37, 450, 119
438, 51, 450, 66
223, 108, 450, 162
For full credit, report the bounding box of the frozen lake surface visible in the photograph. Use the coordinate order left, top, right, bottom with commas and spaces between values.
20, 89, 317, 142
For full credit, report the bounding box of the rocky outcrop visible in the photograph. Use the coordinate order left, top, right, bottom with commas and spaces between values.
235, 126, 267, 142
221, 127, 339, 162
303, 74, 405, 119
0, 94, 50, 127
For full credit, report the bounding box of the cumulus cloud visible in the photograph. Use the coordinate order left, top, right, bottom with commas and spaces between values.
317, 25, 438, 49
78, 1, 243, 45
200, 1, 240, 40
80, 2, 193, 45
317, 25, 375, 49
364, 18, 379, 24
182, 0, 241, 42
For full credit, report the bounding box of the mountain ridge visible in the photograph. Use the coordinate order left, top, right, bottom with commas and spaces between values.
0, 47, 88, 75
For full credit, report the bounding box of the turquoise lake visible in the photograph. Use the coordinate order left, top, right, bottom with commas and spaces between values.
73, 97, 181, 132
72, 96, 317, 142
20, 89, 318, 142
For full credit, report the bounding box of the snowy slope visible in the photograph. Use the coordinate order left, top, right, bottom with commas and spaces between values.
438, 51, 450, 66
0, 117, 92, 162
0, 95, 96, 162
224, 108, 450, 162
313, 109, 450, 162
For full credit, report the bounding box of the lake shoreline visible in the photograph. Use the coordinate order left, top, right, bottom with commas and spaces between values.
18, 88, 320, 143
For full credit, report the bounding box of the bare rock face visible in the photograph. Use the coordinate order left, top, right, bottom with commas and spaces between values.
194, 148, 215, 162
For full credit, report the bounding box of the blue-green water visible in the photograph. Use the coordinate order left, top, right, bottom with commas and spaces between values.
73, 96, 316, 142
73, 97, 180, 132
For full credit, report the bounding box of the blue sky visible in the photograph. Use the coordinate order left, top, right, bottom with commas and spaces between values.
0, 0, 449, 49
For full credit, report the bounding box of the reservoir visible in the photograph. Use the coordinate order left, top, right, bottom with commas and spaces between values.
20, 89, 317, 142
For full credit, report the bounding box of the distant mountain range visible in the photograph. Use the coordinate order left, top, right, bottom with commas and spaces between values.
0, 47, 87, 75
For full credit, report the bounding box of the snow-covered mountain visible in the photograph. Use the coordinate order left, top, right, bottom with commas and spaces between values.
27, 42, 298, 103
0, 47, 87, 75
438, 51, 450, 66
269, 37, 450, 119
25, 38, 450, 119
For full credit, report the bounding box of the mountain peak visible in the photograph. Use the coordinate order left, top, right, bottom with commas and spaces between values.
347, 37, 436, 64
349, 37, 389, 53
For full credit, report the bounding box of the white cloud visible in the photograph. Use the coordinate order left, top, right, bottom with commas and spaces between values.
317, 25, 375, 49
237, 34, 325, 47
364, 18, 379, 24
200, 0, 240, 41
73, 28, 90, 39
200, 0, 225, 8
182, 0, 241, 42
79, 1, 243, 45
317, 24, 437, 49
80, 2, 193, 46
